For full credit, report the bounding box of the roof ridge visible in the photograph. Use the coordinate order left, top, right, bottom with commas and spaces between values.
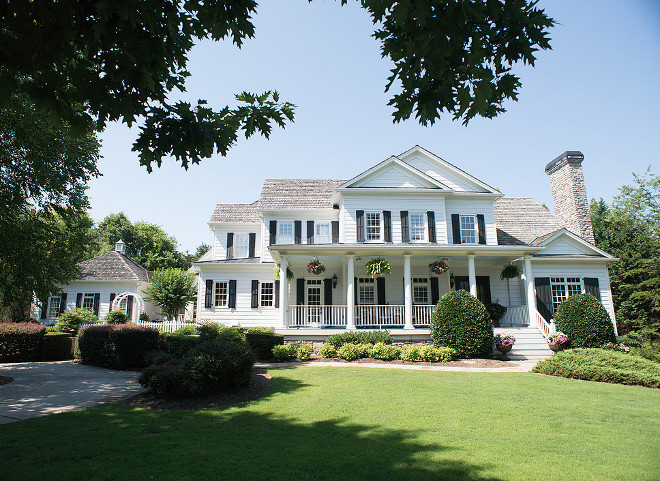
115, 251, 149, 280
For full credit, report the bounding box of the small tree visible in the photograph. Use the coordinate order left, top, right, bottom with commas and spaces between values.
144, 268, 196, 321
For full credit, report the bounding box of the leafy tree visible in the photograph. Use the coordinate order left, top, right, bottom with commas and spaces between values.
144, 268, 197, 321
0, 0, 553, 170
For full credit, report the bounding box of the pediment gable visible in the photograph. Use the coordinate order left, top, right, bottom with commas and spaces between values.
534, 229, 615, 258
340, 157, 448, 190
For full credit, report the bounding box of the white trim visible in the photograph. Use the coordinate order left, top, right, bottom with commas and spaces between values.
339, 156, 451, 190
213, 280, 230, 308
408, 211, 427, 243
364, 210, 383, 243
535, 229, 616, 259
276, 220, 294, 245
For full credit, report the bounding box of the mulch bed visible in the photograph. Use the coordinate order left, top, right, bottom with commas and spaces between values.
0, 375, 14, 386
122, 368, 271, 411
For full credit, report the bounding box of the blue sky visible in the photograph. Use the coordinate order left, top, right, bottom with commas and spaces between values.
90, 0, 660, 252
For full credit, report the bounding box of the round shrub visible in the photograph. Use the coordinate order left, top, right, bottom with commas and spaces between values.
319, 343, 337, 358
296, 343, 313, 361
338, 343, 361, 361
76, 324, 160, 369
554, 293, 616, 348
196, 322, 222, 339
400, 346, 421, 362
272, 344, 296, 362
160, 332, 199, 357
174, 325, 197, 336
0, 322, 46, 362
54, 308, 97, 335
430, 290, 493, 359
105, 309, 128, 324
370, 342, 401, 361
139, 312, 150, 323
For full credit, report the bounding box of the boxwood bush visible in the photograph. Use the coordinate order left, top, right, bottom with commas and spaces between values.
40, 332, 74, 360
272, 344, 297, 362
160, 332, 200, 358
370, 342, 401, 361
430, 290, 493, 358
337, 343, 361, 361
327, 330, 392, 348
553, 293, 616, 348
318, 343, 337, 358
76, 324, 160, 369
245, 331, 284, 360
53, 308, 97, 335
104, 309, 128, 324
0, 322, 46, 362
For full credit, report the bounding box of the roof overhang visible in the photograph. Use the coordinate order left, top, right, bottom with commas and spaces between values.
533, 228, 617, 260
338, 156, 452, 190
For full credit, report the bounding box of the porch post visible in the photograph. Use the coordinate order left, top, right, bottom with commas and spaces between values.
279, 256, 288, 328
524, 255, 536, 326
404, 254, 413, 330
346, 255, 356, 330
467, 255, 477, 297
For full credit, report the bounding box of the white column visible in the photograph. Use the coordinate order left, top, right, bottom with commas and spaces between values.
524, 255, 535, 326
346, 255, 356, 330
467, 255, 477, 297
279, 256, 288, 328
404, 254, 413, 330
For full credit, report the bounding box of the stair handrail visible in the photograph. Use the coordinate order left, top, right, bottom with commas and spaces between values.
533, 309, 555, 339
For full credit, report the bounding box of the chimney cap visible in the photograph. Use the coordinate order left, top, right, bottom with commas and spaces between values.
545, 151, 584, 174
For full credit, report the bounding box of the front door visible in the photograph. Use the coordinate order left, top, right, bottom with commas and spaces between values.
454, 276, 492, 305
306, 279, 323, 325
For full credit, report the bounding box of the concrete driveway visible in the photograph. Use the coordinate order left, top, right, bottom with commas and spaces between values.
0, 361, 145, 424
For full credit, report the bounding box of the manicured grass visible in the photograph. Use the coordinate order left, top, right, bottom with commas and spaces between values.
2, 367, 659, 480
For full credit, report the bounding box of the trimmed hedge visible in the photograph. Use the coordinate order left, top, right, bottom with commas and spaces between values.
0, 322, 46, 362
327, 330, 393, 348
40, 332, 74, 360
76, 324, 160, 369
245, 331, 284, 360
554, 293, 616, 348
430, 290, 493, 359
532, 348, 660, 388
53, 308, 97, 335
160, 333, 200, 358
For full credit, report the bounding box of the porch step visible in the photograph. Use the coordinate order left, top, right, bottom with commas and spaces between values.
494, 327, 553, 360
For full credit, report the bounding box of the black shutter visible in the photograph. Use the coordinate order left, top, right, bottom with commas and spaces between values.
248, 233, 256, 257
251, 280, 259, 308
430, 277, 440, 305
383, 211, 392, 243
59, 293, 67, 315
451, 214, 461, 244
294, 221, 302, 244
297, 279, 305, 305
427, 211, 436, 243
477, 276, 492, 305
274, 280, 280, 308
40, 301, 47, 319
307, 221, 315, 244
126, 296, 133, 319
332, 221, 339, 243
535, 277, 552, 321
584, 277, 601, 301
477, 214, 486, 244
376, 277, 386, 305
109, 293, 116, 310
76, 293, 83, 308
324, 278, 333, 306
354, 277, 358, 305
93, 293, 100, 318
205, 279, 213, 308
356, 210, 364, 242
228, 280, 237, 309
269, 221, 277, 245
226, 232, 234, 258
400, 211, 409, 242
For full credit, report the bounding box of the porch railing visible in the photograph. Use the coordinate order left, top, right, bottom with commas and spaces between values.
355, 305, 405, 328
499, 306, 530, 326
533, 309, 554, 339
412, 305, 434, 327
289, 305, 348, 328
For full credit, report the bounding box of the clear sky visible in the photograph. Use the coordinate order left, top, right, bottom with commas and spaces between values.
89, 0, 660, 253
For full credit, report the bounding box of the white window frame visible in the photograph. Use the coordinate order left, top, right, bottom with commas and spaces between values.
409, 212, 427, 242
260, 282, 274, 307
305, 278, 324, 305
315, 222, 331, 244
357, 277, 376, 305
47, 296, 61, 318
550, 277, 584, 313
214, 280, 229, 307
365, 211, 383, 242
277, 221, 294, 245
412, 278, 430, 304
118, 297, 129, 314
82, 293, 95, 311
235, 233, 250, 258
460, 214, 478, 244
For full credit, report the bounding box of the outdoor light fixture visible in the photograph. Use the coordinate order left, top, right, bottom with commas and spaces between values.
332, 274, 338, 289
450, 274, 455, 288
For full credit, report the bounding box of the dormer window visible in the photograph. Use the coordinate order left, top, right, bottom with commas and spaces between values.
277, 221, 294, 244
460, 215, 478, 244
365, 212, 382, 242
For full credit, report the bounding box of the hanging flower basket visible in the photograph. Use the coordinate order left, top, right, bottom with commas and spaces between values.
274, 262, 295, 280
428, 258, 449, 275
500, 263, 521, 280
364, 257, 392, 277
307, 257, 326, 275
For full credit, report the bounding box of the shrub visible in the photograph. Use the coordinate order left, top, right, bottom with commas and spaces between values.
144, 349, 173, 366
421, 346, 456, 362
196, 322, 222, 339
617, 331, 643, 348
245, 326, 274, 334
139, 312, 150, 323
245, 331, 284, 360
430, 290, 493, 359
105, 309, 128, 324
532, 348, 660, 388
174, 325, 197, 336
327, 330, 393, 348
553, 293, 616, 348
602, 342, 631, 353
338, 343, 361, 361
370, 342, 401, 361
632, 341, 660, 363
40, 332, 74, 360
216, 326, 245, 343
297, 343, 313, 361
272, 344, 297, 362
160, 332, 200, 358
187, 339, 255, 391
355, 343, 373, 358
53, 308, 97, 336
400, 346, 421, 362
76, 324, 160, 369
318, 343, 337, 358
0, 322, 46, 362
138, 358, 194, 397
486, 302, 507, 323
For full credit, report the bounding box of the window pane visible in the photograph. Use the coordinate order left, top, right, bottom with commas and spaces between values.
412, 278, 429, 304
460, 215, 476, 244
215, 281, 228, 307
315, 223, 331, 244
235, 234, 249, 257
261, 282, 274, 307
358, 278, 375, 304
410, 213, 426, 241
48, 296, 61, 318
82, 293, 95, 310
278, 222, 294, 244
366, 212, 381, 241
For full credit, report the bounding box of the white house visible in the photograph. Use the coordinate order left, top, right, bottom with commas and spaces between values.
192, 146, 617, 353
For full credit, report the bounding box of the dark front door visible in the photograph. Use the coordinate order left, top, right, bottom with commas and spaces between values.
454, 276, 492, 305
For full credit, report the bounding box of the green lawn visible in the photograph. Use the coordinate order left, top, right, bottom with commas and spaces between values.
2, 367, 659, 480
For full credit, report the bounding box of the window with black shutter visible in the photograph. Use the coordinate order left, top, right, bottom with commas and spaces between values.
427, 211, 436, 243
205, 279, 213, 308
228, 280, 237, 309
383, 211, 392, 243
400, 211, 409, 242
356, 210, 364, 242
226, 232, 234, 258
251, 280, 259, 308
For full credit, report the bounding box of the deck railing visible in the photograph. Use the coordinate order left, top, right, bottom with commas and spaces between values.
289, 305, 348, 328
499, 306, 530, 326
412, 305, 434, 327
354, 305, 405, 328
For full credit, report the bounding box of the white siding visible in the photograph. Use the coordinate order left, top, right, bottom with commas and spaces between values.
402, 154, 482, 192
212, 224, 261, 261
359, 167, 435, 188
540, 237, 594, 256
444, 198, 497, 245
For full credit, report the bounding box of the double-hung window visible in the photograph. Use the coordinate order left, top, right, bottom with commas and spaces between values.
214, 281, 229, 307
235, 233, 249, 257
365, 212, 382, 242
409, 212, 426, 242
315, 222, 331, 244
47, 296, 61, 318
277, 222, 294, 244
260, 282, 274, 307
412, 278, 429, 304
358, 277, 375, 305
460, 215, 478, 244
118, 298, 129, 314
82, 293, 95, 310
550, 277, 582, 313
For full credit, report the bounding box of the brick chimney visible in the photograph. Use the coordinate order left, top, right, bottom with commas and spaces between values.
545, 151, 595, 244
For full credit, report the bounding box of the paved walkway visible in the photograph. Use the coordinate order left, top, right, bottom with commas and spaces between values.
0, 361, 145, 424
257, 359, 538, 372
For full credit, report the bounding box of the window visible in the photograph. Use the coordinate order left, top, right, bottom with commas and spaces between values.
409, 212, 426, 242
214, 281, 229, 307
460, 215, 477, 244
412, 278, 429, 304
47, 296, 61, 318
261, 282, 274, 307
315, 222, 331, 244
82, 293, 95, 310
118, 297, 128, 314
235, 233, 249, 257
358, 277, 375, 305
550, 277, 582, 313
365, 212, 382, 242
277, 221, 294, 244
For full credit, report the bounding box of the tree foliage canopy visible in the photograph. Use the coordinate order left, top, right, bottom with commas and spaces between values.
144, 268, 197, 321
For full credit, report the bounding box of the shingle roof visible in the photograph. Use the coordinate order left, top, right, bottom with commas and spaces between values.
76, 251, 152, 282
494, 198, 561, 246
256, 179, 346, 210
209, 202, 259, 223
